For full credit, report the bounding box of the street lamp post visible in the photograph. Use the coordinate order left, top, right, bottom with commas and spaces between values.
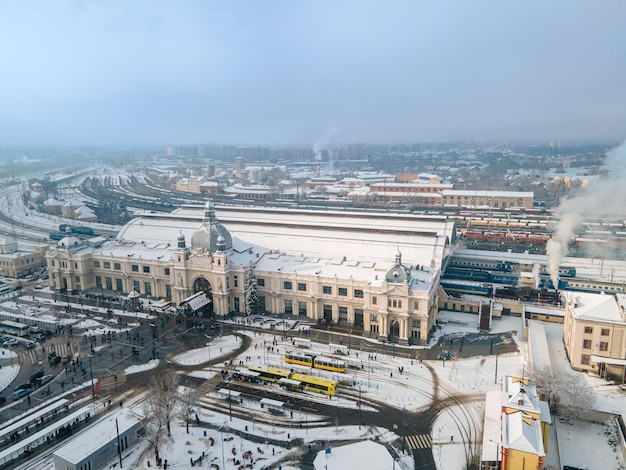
488, 439, 501, 470
204, 334, 212, 364
88, 354, 95, 397
149, 323, 156, 360
358, 385, 362, 430
494, 344, 499, 384
401, 406, 406, 454
228, 376, 232, 421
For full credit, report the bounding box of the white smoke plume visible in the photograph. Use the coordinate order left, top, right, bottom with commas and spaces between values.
532, 262, 541, 289
547, 141, 626, 287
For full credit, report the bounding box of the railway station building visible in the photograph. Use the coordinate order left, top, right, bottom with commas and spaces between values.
45, 201, 456, 345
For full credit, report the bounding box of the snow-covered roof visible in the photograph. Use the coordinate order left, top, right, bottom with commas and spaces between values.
441, 190, 533, 197
115, 205, 454, 268
253, 251, 434, 289
313, 440, 394, 470
53, 408, 144, 464
504, 410, 545, 457
566, 291, 624, 324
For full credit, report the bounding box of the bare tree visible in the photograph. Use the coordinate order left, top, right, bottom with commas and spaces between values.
143, 370, 179, 463
559, 373, 595, 420
180, 386, 200, 434
529, 365, 569, 412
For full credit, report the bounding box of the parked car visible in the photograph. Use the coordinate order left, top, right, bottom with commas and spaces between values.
2, 338, 18, 347
12, 388, 32, 400
29, 371, 44, 385
38, 374, 54, 386
15, 383, 31, 391
32, 334, 45, 342
48, 351, 57, 361
29, 326, 41, 333
49, 355, 62, 366
62, 355, 71, 364
0, 396, 6, 406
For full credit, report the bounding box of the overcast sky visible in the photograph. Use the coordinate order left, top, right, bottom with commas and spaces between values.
1, 1, 625, 146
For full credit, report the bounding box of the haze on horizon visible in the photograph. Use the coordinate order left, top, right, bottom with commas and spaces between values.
1, 0, 625, 147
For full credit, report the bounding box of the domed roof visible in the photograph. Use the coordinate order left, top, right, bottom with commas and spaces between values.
190, 200, 233, 252
385, 251, 411, 283
58, 235, 83, 249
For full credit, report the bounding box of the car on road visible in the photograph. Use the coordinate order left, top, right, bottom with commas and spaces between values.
29, 371, 44, 385
32, 333, 45, 342
29, 326, 41, 333
2, 338, 18, 347
49, 355, 62, 366
0, 396, 6, 406
62, 355, 71, 364
34, 284, 44, 290
24, 340, 37, 349
38, 374, 54, 386
12, 388, 32, 400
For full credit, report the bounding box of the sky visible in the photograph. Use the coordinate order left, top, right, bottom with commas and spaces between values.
1, 0, 625, 146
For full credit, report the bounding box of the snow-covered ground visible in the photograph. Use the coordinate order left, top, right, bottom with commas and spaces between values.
0, 348, 20, 394
16, 310, 626, 470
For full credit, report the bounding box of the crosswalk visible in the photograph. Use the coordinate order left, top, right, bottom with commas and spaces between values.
19, 343, 75, 365
404, 434, 433, 450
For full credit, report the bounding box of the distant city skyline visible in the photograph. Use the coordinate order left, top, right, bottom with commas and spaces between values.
1, 1, 625, 146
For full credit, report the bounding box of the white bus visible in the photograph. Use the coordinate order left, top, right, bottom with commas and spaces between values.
0, 320, 30, 337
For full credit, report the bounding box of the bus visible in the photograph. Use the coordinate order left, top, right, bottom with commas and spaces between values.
0, 320, 29, 337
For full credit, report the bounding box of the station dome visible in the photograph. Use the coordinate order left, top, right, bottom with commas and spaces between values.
191, 200, 232, 252
385, 250, 411, 283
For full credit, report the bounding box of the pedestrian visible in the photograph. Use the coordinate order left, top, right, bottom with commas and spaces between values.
450, 435, 454, 443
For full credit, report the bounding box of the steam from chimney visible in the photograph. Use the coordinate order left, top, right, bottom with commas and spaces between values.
532, 262, 541, 289
547, 141, 626, 286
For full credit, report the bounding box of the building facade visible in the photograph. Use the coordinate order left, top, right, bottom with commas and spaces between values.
46, 202, 454, 345
563, 291, 626, 379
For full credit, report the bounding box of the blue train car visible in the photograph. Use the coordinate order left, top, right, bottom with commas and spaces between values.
441, 281, 493, 297
443, 268, 491, 282
490, 273, 519, 285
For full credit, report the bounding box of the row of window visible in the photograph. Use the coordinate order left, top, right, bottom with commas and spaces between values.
583, 326, 611, 335
582, 339, 609, 351
94, 276, 172, 299
93, 261, 171, 276
277, 280, 365, 299
0, 257, 38, 266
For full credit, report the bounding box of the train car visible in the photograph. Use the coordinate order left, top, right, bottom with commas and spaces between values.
448, 258, 514, 272
284, 350, 315, 368
290, 373, 338, 396
284, 350, 347, 373
58, 225, 96, 236
489, 273, 519, 285
311, 356, 346, 373
440, 280, 493, 297
442, 268, 491, 282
